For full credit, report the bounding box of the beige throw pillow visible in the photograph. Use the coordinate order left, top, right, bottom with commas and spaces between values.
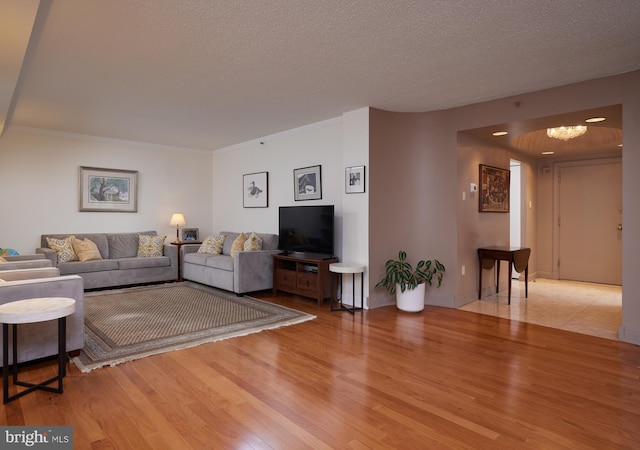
137, 235, 166, 257
243, 232, 263, 252
230, 233, 248, 257
46, 235, 79, 263
198, 234, 226, 254
72, 238, 103, 262
0, 256, 6, 262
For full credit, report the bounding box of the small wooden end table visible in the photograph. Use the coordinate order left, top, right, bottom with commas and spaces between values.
172, 241, 201, 282
0, 297, 76, 404
330, 262, 365, 314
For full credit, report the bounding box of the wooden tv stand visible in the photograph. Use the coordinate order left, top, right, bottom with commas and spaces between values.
272, 253, 338, 305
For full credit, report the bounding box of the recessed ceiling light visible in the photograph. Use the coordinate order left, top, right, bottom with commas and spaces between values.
492, 131, 508, 136
585, 117, 606, 123
541, 151, 555, 155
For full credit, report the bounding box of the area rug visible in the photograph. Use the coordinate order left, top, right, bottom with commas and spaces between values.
72, 282, 315, 372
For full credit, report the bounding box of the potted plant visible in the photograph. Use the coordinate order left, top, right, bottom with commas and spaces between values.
375, 250, 445, 312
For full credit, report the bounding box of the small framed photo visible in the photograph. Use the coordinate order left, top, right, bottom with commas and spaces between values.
180, 228, 200, 242
345, 165, 365, 194
294, 165, 322, 201
243, 172, 269, 208
79, 166, 138, 212
479, 164, 510, 213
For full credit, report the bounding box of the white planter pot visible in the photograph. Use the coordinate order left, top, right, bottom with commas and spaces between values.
395, 283, 425, 312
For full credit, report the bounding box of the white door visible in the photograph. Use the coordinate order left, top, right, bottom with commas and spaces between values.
558, 160, 622, 285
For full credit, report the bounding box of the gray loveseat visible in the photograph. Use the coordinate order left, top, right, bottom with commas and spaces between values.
37, 231, 178, 290
0, 268, 85, 365
182, 231, 279, 294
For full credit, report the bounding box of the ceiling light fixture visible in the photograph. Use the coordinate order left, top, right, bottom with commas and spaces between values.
492, 131, 508, 136
585, 117, 606, 123
546, 125, 587, 141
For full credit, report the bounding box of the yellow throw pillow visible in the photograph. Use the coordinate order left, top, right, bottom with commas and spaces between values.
198, 234, 226, 254
46, 235, 79, 263
0, 256, 6, 262
137, 235, 166, 257
243, 232, 263, 252
230, 233, 248, 257
72, 238, 103, 262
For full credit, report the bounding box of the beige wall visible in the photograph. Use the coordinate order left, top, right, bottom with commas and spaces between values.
0, 128, 213, 253
369, 70, 640, 344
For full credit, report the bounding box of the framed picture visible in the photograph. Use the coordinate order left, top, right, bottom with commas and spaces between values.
243, 172, 269, 208
79, 166, 138, 212
479, 164, 510, 213
294, 165, 322, 201
345, 165, 366, 194
180, 228, 200, 242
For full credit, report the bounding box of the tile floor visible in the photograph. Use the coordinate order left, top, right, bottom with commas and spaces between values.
460, 278, 622, 340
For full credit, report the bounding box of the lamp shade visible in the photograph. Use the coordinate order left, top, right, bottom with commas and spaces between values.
169, 213, 186, 227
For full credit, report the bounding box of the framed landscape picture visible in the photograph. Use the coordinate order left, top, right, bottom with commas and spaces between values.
79, 166, 138, 212
294, 165, 322, 201
243, 172, 268, 208
479, 164, 510, 213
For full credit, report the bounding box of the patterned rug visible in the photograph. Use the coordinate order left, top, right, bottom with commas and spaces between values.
72, 282, 315, 372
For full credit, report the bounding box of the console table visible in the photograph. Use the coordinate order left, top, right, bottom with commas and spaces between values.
0, 297, 76, 404
477, 247, 531, 305
272, 254, 338, 305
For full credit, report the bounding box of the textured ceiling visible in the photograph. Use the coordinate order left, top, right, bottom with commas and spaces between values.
4, 0, 640, 151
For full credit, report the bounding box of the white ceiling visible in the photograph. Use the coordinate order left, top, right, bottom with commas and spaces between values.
3, 0, 640, 151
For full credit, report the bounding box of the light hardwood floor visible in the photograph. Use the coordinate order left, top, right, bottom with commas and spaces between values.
2, 289, 639, 449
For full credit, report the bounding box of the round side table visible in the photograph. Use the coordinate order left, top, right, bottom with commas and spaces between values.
330, 262, 365, 314
0, 297, 76, 404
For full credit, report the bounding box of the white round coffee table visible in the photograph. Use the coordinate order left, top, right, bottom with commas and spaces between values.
0, 297, 75, 404
330, 262, 365, 314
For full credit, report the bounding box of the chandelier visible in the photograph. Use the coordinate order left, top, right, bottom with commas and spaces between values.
546, 125, 587, 141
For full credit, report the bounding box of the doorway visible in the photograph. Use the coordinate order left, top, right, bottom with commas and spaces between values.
554, 159, 622, 285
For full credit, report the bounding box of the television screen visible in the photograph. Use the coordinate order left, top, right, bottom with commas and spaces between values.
278, 205, 334, 256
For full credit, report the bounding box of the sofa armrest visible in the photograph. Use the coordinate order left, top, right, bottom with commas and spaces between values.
0, 258, 52, 271
0, 275, 85, 360
163, 245, 179, 277
36, 247, 58, 267
233, 250, 280, 293
0, 267, 60, 281
1, 254, 45, 262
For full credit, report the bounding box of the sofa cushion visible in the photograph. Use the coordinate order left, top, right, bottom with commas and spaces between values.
205, 254, 234, 271
244, 232, 263, 251
117, 256, 170, 270
58, 259, 118, 275
183, 252, 211, 266
43, 233, 109, 259
72, 238, 103, 262
137, 235, 166, 257
0, 257, 6, 262
108, 233, 142, 259
198, 234, 225, 254
46, 235, 79, 262
221, 232, 239, 255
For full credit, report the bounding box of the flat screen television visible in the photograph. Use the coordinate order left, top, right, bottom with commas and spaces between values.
278, 205, 335, 257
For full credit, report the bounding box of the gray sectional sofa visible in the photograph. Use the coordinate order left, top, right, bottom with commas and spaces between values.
182, 231, 279, 294
37, 231, 178, 290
